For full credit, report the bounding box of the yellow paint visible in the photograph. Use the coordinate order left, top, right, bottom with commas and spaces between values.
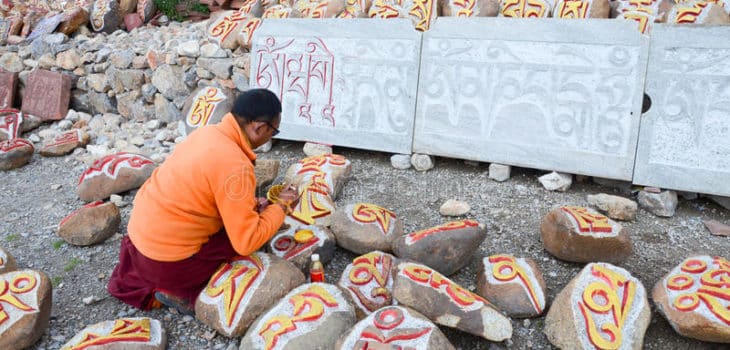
205, 256, 263, 327
490, 255, 543, 313
561, 206, 613, 233
579, 264, 636, 350
187, 87, 224, 127
351, 203, 396, 234
0, 272, 37, 326
65, 319, 151, 349
556, 0, 589, 18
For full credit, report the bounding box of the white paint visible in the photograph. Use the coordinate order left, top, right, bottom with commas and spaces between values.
663, 255, 730, 326
483, 256, 546, 313
60, 317, 163, 348
337, 251, 396, 315
339, 306, 436, 349
0, 270, 42, 335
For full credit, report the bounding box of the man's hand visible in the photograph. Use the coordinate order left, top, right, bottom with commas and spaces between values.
277, 185, 301, 214
256, 197, 270, 213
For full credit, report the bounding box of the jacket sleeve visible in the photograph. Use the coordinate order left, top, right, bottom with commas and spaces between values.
212, 161, 286, 256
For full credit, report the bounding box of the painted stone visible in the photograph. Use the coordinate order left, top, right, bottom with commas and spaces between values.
331, 203, 403, 254
442, 0, 498, 16
392, 219, 486, 276
60, 317, 166, 350
0, 138, 33, 171
0, 70, 17, 109
262, 4, 304, 17
267, 225, 336, 271
295, 0, 347, 18
238, 0, 265, 17
616, 10, 657, 34
20, 69, 72, 121
337, 251, 398, 318
77, 153, 156, 202
207, 10, 249, 50
392, 262, 513, 341
652, 256, 730, 342
284, 154, 352, 199
137, 0, 156, 23
0, 269, 52, 350
180, 86, 234, 136
497, 0, 553, 17
0, 246, 17, 274
287, 183, 336, 227
196, 253, 306, 337
91, 0, 122, 33
540, 206, 633, 264
254, 159, 280, 191
476, 254, 547, 318
553, 0, 610, 18
544, 262, 650, 350
40, 129, 90, 157
58, 7, 90, 36
337, 0, 372, 17
665, 1, 730, 24
335, 306, 455, 350
239, 283, 356, 349
0, 109, 22, 141
235, 17, 262, 50
57, 201, 121, 246
368, 0, 410, 18
407, 0, 438, 31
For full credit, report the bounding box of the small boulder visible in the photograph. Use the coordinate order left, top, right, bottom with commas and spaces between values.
390, 154, 411, 170
0, 270, 52, 350
180, 86, 233, 136
57, 201, 121, 246
703, 219, 730, 237
476, 254, 547, 318
330, 203, 403, 254
207, 11, 248, 50
267, 225, 336, 271
137, 0, 157, 23
587, 193, 638, 221
411, 153, 434, 171
254, 159, 280, 191
60, 317, 166, 349
337, 251, 398, 318
638, 189, 678, 217
77, 152, 156, 202
488, 163, 511, 182
0, 109, 22, 141
39, 129, 90, 157
0, 138, 34, 170
539, 171, 572, 192
439, 199, 471, 216
0, 246, 17, 274
303, 142, 332, 157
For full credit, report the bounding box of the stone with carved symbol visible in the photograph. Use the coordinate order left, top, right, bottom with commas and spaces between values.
406, 0, 438, 31
262, 4, 305, 18
20, 70, 72, 121
0, 269, 52, 350
544, 262, 650, 350
392, 262, 512, 341
0, 70, 18, 109
267, 225, 336, 271
60, 317, 166, 350
235, 17, 263, 50
77, 152, 156, 202
392, 220, 486, 276
611, 0, 674, 19
294, 0, 347, 18
476, 255, 547, 318
0, 109, 22, 142
540, 206, 633, 264
180, 86, 234, 136
652, 255, 730, 342
0, 138, 33, 171
238, 0, 266, 17
331, 203, 403, 254
239, 282, 356, 350
0, 246, 17, 274
553, 0, 609, 17
196, 253, 306, 337
337, 0, 373, 17
40, 129, 90, 157
57, 201, 121, 246
284, 154, 352, 199
137, 0, 156, 23
255, 159, 280, 192
665, 1, 730, 24
207, 10, 250, 50
495, 0, 554, 17
337, 251, 399, 318
335, 306, 455, 350
90, 0, 122, 34
368, 0, 412, 19
441, 0, 499, 16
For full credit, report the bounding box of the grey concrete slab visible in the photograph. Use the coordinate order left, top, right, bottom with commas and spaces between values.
413, 18, 649, 180
249, 19, 421, 154
634, 25, 730, 196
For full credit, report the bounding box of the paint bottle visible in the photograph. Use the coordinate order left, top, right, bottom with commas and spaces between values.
309, 254, 325, 283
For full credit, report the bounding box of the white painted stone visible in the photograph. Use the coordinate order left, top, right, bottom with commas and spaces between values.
411, 153, 434, 171
634, 25, 730, 197
413, 18, 649, 180
390, 154, 412, 169
250, 19, 421, 154
539, 171, 573, 192
488, 163, 511, 182
303, 142, 332, 156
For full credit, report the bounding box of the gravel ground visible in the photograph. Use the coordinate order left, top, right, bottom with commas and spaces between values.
2, 137, 730, 350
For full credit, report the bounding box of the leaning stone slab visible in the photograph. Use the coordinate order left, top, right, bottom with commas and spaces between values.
239, 283, 356, 350
0, 138, 34, 171
77, 152, 156, 202
652, 256, 730, 343
0, 269, 52, 350
393, 262, 512, 342
250, 19, 421, 154
413, 18, 648, 180
331, 203, 403, 254
392, 220, 486, 276
336, 306, 455, 350
544, 262, 650, 350
0, 246, 17, 274
60, 317, 166, 350
196, 253, 306, 337
21, 69, 72, 121
57, 201, 121, 246
665, 1, 730, 24
267, 225, 336, 271
284, 154, 352, 199
540, 206, 633, 264
40, 129, 90, 157
181, 86, 234, 136
337, 251, 398, 318
476, 254, 547, 318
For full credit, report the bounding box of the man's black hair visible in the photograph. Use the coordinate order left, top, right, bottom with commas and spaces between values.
232, 89, 282, 123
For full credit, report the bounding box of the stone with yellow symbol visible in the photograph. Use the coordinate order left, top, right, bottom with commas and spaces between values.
180, 86, 234, 136
494, 0, 554, 17
441, 0, 499, 17
331, 203, 404, 255
60, 317, 166, 350
553, 0, 610, 18
664, 0, 730, 24
207, 10, 250, 50
337, 251, 400, 318
0, 269, 52, 350
284, 154, 352, 199
294, 0, 347, 18
477, 254, 547, 318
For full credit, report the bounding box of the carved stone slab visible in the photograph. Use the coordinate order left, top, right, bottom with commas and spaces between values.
196, 253, 306, 337
497, 0, 552, 17
553, 0, 610, 18
0, 246, 17, 274
77, 152, 156, 202
652, 256, 730, 342
634, 25, 730, 196
180, 86, 234, 136
476, 254, 547, 318
40, 129, 90, 157
331, 203, 403, 254
250, 19, 421, 154
0, 270, 52, 350
0, 138, 34, 171
0, 109, 22, 141
60, 317, 166, 350
441, 0, 497, 17
413, 18, 649, 180
57, 201, 121, 246
0, 70, 17, 109
267, 225, 336, 271
337, 251, 398, 318
21, 70, 72, 121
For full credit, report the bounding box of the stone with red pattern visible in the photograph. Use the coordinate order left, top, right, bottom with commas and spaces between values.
39, 129, 90, 157
0, 269, 53, 350
60, 317, 166, 350
76, 152, 156, 202
58, 201, 121, 246
331, 203, 403, 255
0, 138, 33, 171
0, 109, 22, 142
266, 225, 336, 271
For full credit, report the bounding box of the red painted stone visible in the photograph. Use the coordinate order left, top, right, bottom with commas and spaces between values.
20, 70, 72, 121
0, 69, 18, 109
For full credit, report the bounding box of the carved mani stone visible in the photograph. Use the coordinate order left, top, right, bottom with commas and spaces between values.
267, 225, 336, 271
553, 0, 610, 18
58, 7, 90, 35
665, 1, 730, 24
497, 0, 553, 17
90, 0, 122, 33
235, 17, 262, 50
0, 270, 52, 350
331, 203, 403, 254
441, 0, 499, 16
338, 251, 398, 318
60, 317, 166, 350
284, 154, 352, 199
0, 109, 22, 141
76, 152, 156, 202
40, 129, 90, 157
294, 0, 347, 18
0, 138, 34, 171
0, 70, 18, 109
180, 86, 234, 136
544, 262, 650, 350
57, 201, 121, 246
477, 254, 547, 318
0, 246, 17, 274
20, 70, 72, 121
338, 0, 373, 18
207, 10, 249, 50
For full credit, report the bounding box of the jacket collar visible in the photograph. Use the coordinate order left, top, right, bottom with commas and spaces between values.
217, 113, 257, 163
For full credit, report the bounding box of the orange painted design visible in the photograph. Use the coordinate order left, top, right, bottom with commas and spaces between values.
402, 264, 488, 307
674, 1, 708, 23
263, 6, 293, 18
352, 203, 396, 235
369, 0, 401, 18
66, 319, 152, 350
46, 129, 81, 147
409, 0, 436, 31
556, 0, 590, 17
78, 153, 153, 185
673, 294, 700, 311
561, 206, 613, 234
241, 18, 262, 46
666, 257, 730, 325
577, 264, 636, 350
406, 220, 479, 245
187, 88, 224, 128
301, 1, 329, 17
297, 154, 347, 174
488, 255, 543, 314
273, 234, 321, 260
501, 0, 547, 17
347, 253, 393, 311
0, 272, 37, 326
622, 10, 652, 34
205, 255, 264, 327
290, 173, 333, 225
258, 284, 339, 350
667, 274, 694, 291
681, 259, 708, 274
627, 0, 654, 8
239, 0, 258, 15
210, 10, 247, 43
452, 0, 477, 16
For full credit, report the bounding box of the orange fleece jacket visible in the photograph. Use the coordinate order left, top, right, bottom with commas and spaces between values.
128, 113, 285, 262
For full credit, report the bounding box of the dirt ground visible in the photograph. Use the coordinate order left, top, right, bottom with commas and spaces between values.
2, 139, 730, 350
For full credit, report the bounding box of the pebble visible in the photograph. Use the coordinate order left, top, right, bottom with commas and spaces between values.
390, 154, 411, 170
411, 153, 434, 171
439, 199, 471, 216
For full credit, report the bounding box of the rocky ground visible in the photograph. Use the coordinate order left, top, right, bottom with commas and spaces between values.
2, 124, 730, 349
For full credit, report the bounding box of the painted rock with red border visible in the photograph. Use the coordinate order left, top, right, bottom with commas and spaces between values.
196, 252, 305, 337
0, 269, 52, 350
60, 317, 166, 350
392, 262, 513, 341
337, 251, 398, 318
335, 305, 455, 350
0, 109, 22, 141
0, 246, 17, 274
665, 1, 730, 24
77, 152, 155, 202
180, 86, 233, 136
90, 0, 122, 34
262, 4, 304, 18
544, 262, 650, 349
207, 10, 249, 50
540, 206, 633, 264
58, 201, 121, 246
239, 283, 356, 349
235, 17, 262, 50
40, 129, 90, 157
0, 138, 34, 171
284, 154, 352, 199
267, 225, 336, 271
652, 255, 730, 342
331, 203, 403, 254
476, 254, 547, 318
392, 220, 486, 276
